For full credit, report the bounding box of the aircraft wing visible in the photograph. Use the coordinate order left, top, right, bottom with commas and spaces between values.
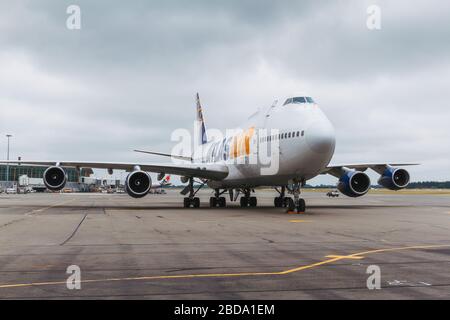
322, 163, 419, 177
0, 160, 229, 180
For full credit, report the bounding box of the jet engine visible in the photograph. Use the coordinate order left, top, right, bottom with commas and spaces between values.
378, 167, 410, 190
337, 170, 371, 197
125, 170, 151, 198
43, 166, 67, 191
180, 176, 189, 184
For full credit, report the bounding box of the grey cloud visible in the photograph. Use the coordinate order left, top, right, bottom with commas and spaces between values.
0, 1, 449, 184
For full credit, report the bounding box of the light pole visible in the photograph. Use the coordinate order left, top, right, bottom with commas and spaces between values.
6, 134, 12, 184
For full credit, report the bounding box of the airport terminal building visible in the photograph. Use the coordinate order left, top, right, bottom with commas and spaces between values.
0, 165, 79, 183
0, 164, 94, 191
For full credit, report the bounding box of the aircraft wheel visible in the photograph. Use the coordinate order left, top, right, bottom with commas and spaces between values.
219, 197, 226, 207
183, 198, 190, 208
240, 197, 248, 207
286, 198, 295, 211
297, 199, 306, 213
274, 197, 282, 207
249, 196, 257, 207
193, 197, 200, 208
284, 197, 292, 208
209, 197, 217, 207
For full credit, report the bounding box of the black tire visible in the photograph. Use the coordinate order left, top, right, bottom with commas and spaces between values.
183, 198, 190, 208
219, 197, 226, 207
287, 198, 295, 211
193, 197, 200, 208
283, 197, 292, 208
297, 198, 306, 212
209, 197, 217, 207
274, 197, 282, 207
240, 197, 248, 207
249, 197, 257, 207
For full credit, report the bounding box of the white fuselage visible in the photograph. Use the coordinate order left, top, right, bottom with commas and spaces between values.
194, 99, 336, 188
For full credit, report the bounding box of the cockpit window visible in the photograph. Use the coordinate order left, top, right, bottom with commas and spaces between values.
283, 98, 293, 105
284, 97, 315, 105
292, 97, 306, 103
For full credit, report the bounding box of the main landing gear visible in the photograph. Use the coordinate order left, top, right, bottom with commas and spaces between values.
274, 186, 290, 208
274, 182, 306, 213
182, 177, 204, 208
210, 189, 226, 208
239, 188, 257, 207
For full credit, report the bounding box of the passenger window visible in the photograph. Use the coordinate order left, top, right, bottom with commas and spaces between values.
301, 130, 305, 136
288, 132, 291, 138
296, 131, 300, 137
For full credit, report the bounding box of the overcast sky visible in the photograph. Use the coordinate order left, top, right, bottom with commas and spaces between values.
1, 0, 449, 184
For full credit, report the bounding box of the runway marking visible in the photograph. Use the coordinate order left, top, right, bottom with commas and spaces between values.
325, 255, 364, 260
0, 244, 448, 289
289, 220, 311, 223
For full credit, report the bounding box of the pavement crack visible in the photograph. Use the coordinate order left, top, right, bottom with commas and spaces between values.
59, 212, 88, 246
0, 217, 27, 229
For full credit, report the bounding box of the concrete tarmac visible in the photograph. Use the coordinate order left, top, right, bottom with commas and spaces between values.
0, 189, 449, 299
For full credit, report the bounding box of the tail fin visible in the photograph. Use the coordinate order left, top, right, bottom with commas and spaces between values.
196, 93, 208, 145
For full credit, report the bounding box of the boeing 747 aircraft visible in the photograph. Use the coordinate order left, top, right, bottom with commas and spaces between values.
0, 94, 415, 213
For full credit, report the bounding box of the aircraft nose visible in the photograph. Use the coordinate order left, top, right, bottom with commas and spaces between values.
305, 120, 336, 154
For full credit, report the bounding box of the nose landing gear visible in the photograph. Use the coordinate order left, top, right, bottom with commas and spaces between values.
288, 181, 306, 213
275, 181, 307, 213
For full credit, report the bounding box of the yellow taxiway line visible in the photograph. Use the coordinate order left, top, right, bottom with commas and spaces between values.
0, 244, 448, 289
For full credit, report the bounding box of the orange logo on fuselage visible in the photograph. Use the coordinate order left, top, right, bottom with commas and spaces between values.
229, 127, 255, 159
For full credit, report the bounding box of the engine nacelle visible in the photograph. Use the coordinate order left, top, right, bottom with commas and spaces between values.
337, 171, 371, 197
125, 170, 151, 198
180, 176, 189, 184
43, 166, 67, 191
157, 172, 165, 181
378, 167, 410, 190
